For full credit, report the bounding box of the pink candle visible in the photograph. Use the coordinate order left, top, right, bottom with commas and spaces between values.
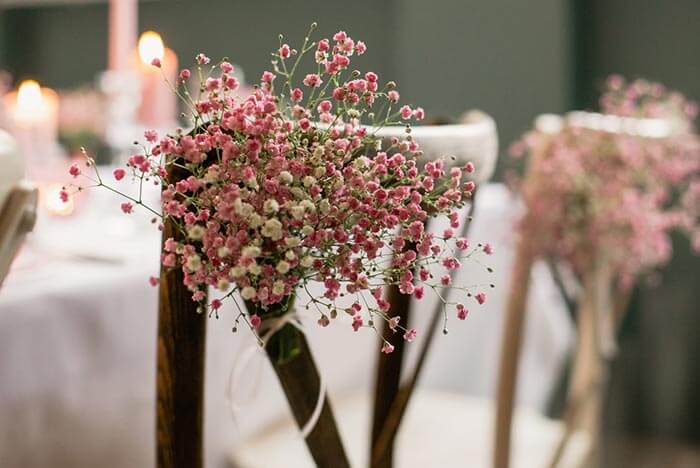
108, 0, 137, 71
137, 31, 178, 129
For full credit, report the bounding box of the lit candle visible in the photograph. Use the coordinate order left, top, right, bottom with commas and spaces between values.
3, 80, 60, 174
43, 182, 75, 217
137, 31, 178, 129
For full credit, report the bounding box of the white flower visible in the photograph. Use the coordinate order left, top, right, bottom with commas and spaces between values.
285, 236, 301, 248
264, 199, 279, 214
276, 260, 291, 274
217, 278, 230, 291
242, 245, 261, 258
301, 225, 314, 236
261, 218, 283, 240
186, 254, 202, 272
300, 256, 314, 268
187, 224, 205, 240
278, 171, 293, 184
230, 265, 246, 278
299, 199, 315, 212
314, 166, 326, 178
248, 263, 261, 275
241, 286, 256, 300
245, 177, 259, 190
272, 280, 285, 295
290, 205, 306, 220
302, 175, 316, 187
217, 246, 231, 258
290, 187, 306, 199
285, 250, 296, 261
249, 213, 263, 229
319, 199, 331, 214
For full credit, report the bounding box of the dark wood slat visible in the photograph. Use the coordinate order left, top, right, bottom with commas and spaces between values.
156, 164, 208, 468
370, 271, 413, 468
370, 193, 478, 467
266, 323, 351, 468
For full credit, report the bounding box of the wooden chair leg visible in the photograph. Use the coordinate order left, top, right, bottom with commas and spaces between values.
370, 193, 478, 468
156, 218, 207, 468
370, 263, 413, 468
493, 239, 535, 468
267, 324, 351, 468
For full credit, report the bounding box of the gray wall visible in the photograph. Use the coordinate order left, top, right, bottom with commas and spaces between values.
576, 0, 700, 108
395, 0, 573, 156
0, 0, 575, 165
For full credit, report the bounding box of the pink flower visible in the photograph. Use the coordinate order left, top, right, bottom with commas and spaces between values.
352, 315, 363, 332
149, 276, 159, 287
261, 71, 276, 82
144, 129, 158, 143
113, 168, 126, 181
317, 315, 330, 327
388, 316, 400, 330
387, 90, 400, 102
220, 61, 234, 73
179, 69, 191, 81
291, 87, 303, 102
250, 314, 262, 329
483, 243, 494, 255
59, 190, 70, 203
121, 202, 134, 214
381, 342, 394, 354
400, 105, 412, 120
464, 161, 475, 173
150, 58, 162, 68
419, 268, 430, 281
440, 275, 451, 286
475, 292, 486, 305
195, 53, 210, 65
414, 286, 424, 299
403, 328, 417, 342
456, 238, 469, 250
457, 303, 468, 320
303, 73, 322, 87
279, 44, 291, 58
355, 41, 367, 55
68, 163, 81, 178
413, 107, 425, 120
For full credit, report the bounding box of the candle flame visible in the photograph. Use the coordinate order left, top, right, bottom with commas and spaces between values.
138, 31, 165, 65
16, 80, 45, 119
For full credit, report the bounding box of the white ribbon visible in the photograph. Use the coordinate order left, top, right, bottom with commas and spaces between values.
225, 308, 327, 439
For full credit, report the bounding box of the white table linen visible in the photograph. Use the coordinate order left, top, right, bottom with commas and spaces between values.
0, 182, 571, 468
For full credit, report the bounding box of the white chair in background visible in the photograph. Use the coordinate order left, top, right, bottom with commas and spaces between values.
0, 130, 38, 287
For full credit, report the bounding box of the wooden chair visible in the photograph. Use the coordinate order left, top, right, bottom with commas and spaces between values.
493, 112, 676, 468
0, 131, 38, 287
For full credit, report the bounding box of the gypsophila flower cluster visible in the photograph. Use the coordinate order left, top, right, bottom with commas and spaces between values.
509, 76, 700, 287
65, 25, 492, 352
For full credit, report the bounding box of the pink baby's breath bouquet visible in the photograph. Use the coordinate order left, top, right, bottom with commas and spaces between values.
67, 24, 487, 365
510, 76, 700, 287
498, 77, 699, 468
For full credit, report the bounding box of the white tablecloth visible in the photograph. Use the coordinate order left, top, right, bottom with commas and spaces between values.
0, 183, 572, 468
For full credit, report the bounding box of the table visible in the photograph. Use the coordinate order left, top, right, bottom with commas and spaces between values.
0, 182, 572, 468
